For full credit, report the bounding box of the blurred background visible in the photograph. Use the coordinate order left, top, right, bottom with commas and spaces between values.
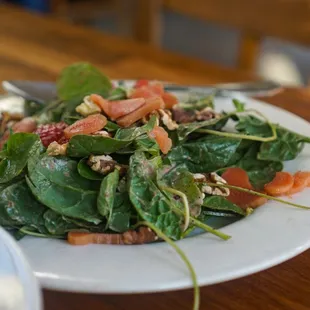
3, 0, 310, 86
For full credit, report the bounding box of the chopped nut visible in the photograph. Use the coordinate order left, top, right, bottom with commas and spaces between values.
47, 141, 68, 156
195, 107, 216, 121
158, 109, 179, 130
172, 106, 196, 124
193, 173, 207, 182
92, 130, 111, 137
194, 172, 230, 197
88, 154, 116, 175
76, 95, 101, 117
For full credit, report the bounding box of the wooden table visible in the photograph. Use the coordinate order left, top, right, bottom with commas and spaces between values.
1, 4, 310, 310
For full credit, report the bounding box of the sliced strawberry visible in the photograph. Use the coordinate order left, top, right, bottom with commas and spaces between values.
64, 114, 107, 138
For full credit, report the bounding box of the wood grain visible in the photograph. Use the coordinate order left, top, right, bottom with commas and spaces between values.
1, 5, 310, 310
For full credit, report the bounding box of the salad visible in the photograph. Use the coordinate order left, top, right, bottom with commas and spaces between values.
1, 62, 310, 309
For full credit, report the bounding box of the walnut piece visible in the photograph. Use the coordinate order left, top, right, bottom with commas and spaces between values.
194, 172, 230, 197
76, 95, 101, 117
47, 141, 68, 156
92, 130, 111, 137
158, 109, 179, 130
88, 155, 116, 175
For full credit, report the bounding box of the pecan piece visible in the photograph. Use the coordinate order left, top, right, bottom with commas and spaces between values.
47, 141, 68, 156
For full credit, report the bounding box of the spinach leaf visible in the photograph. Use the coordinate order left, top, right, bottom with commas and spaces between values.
202, 196, 246, 216
1, 180, 47, 232
27, 155, 101, 224
97, 169, 119, 218
0, 133, 42, 184
233, 99, 245, 112
235, 115, 272, 137
178, 93, 214, 111
57, 62, 112, 100
236, 143, 283, 188
77, 158, 103, 181
43, 210, 78, 235
105, 121, 120, 132
128, 152, 183, 240
135, 135, 160, 156
67, 135, 133, 157
107, 87, 127, 101
67, 116, 157, 157
157, 165, 203, 217
258, 127, 310, 161
108, 192, 132, 232
168, 135, 241, 173
114, 115, 156, 140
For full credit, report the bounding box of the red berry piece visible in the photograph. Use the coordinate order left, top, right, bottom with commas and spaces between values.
35, 122, 68, 147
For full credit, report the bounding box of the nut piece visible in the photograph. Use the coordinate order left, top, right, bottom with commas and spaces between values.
76, 95, 101, 117
92, 130, 111, 137
158, 109, 179, 130
88, 154, 116, 175
195, 107, 217, 121
47, 141, 68, 156
194, 172, 230, 197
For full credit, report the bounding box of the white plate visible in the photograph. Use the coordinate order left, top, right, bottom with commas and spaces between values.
0, 227, 42, 310
2, 87, 310, 294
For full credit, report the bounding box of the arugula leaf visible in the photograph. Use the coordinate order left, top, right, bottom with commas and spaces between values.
0, 133, 42, 184
202, 196, 246, 216
1, 180, 48, 233
105, 121, 120, 132
56, 62, 112, 100
27, 155, 101, 224
258, 127, 310, 161
168, 135, 241, 173
77, 158, 103, 181
129, 152, 183, 240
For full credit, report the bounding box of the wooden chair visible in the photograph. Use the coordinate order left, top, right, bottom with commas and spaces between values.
133, 0, 310, 72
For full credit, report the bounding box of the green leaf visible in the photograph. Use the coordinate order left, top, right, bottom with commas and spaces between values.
178, 93, 214, 111
128, 152, 183, 240
56, 62, 112, 100
77, 158, 103, 181
202, 196, 246, 216
235, 115, 272, 137
1, 180, 48, 233
108, 192, 132, 232
97, 169, 119, 218
67, 116, 157, 157
157, 165, 203, 217
134, 135, 160, 156
67, 135, 133, 157
168, 135, 241, 173
176, 114, 229, 141
27, 155, 101, 224
43, 210, 78, 235
0, 133, 42, 184
258, 127, 310, 161
107, 87, 127, 101
236, 143, 283, 189
232, 99, 245, 112
105, 121, 120, 132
